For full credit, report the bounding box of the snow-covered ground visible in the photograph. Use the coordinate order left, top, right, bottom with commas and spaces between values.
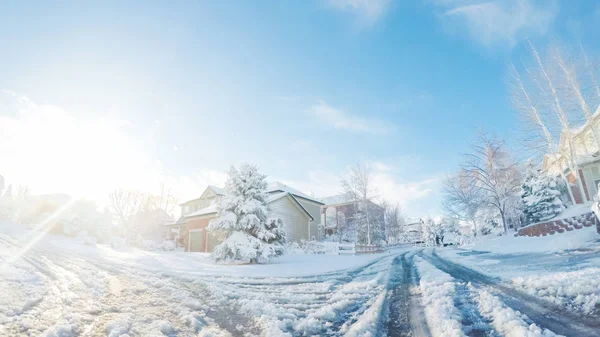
0, 228, 406, 336
437, 225, 600, 318
2, 223, 600, 336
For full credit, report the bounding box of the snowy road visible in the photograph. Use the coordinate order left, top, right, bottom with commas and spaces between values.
2, 235, 600, 337
419, 250, 600, 337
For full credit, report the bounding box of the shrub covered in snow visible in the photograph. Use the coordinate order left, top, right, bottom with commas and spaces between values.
162, 240, 176, 251
208, 163, 287, 264
76, 231, 97, 246
110, 237, 128, 249
141, 240, 158, 251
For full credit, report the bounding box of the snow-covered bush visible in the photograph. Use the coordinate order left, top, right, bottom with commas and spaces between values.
162, 240, 176, 251
300, 240, 324, 254
286, 241, 340, 255
110, 237, 127, 249
141, 240, 158, 251
521, 164, 565, 224
208, 163, 287, 264
76, 231, 97, 246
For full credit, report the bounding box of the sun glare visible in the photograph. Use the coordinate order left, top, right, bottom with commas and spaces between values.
0, 91, 160, 203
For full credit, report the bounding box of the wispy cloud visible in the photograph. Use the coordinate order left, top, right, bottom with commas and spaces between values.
277, 161, 440, 217
326, 0, 391, 25
310, 101, 391, 134
431, 0, 557, 47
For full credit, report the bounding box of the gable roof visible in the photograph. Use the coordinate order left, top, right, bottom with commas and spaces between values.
321, 194, 351, 206
267, 181, 324, 205
207, 185, 224, 196
179, 185, 224, 206
268, 192, 314, 221
185, 204, 218, 218
180, 191, 314, 222
321, 194, 383, 210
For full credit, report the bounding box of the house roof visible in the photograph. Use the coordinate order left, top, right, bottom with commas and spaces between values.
179, 185, 225, 206
185, 204, 218, 218
321, 194, 351, 206
207, 185, 224, 195
267, 181, 324, 205
178, 191, 314, 223
545, 104, 600, 171
321, 194, 384, 211
268, 192, 314, 221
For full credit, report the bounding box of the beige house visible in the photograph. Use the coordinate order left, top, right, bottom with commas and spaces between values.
266, 182, 324, 240
167, 182, 321, 252
543, 111, 600, 204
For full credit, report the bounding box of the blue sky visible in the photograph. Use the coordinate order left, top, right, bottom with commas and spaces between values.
1, 0, 599, 217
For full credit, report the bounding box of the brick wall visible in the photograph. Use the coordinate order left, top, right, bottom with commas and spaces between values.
516, 212, 599, 237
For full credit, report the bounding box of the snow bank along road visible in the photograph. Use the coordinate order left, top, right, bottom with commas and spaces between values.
2, 237, 600, 337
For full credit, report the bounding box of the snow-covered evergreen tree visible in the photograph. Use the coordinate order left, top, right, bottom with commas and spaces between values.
208, 163, 287, 264
521, 163, 565, 224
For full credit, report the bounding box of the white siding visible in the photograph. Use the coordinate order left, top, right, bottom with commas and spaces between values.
269, 196, 311, 243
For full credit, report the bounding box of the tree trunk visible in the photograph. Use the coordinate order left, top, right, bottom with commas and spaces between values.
364, 200, 371, 245
500, 210, 508, 234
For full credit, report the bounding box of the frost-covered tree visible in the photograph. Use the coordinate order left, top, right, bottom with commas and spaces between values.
521, 163, 565, 224
208, 163, 286, 264
463, 133, 523, 233
421, 217, 442, 246
383, 202, 404, 244
341, 163, 383, 245
421, 217, 458, 246
442, 169, 484, 236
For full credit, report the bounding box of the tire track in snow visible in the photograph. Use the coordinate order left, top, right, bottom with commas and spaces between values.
420, 250, 600, 337
387, 252, 431, 337
452, 282, 497, 337
2, 240, 205, 336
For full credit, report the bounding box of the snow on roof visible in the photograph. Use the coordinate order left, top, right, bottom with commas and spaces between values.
185, 204, 218, 218
180, 185, 225, 206
182, 191, 314, 221
208, 185, 224, 195
320, 194, 352, 206
266, 191, 289, 203
267, 181, 323, 204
